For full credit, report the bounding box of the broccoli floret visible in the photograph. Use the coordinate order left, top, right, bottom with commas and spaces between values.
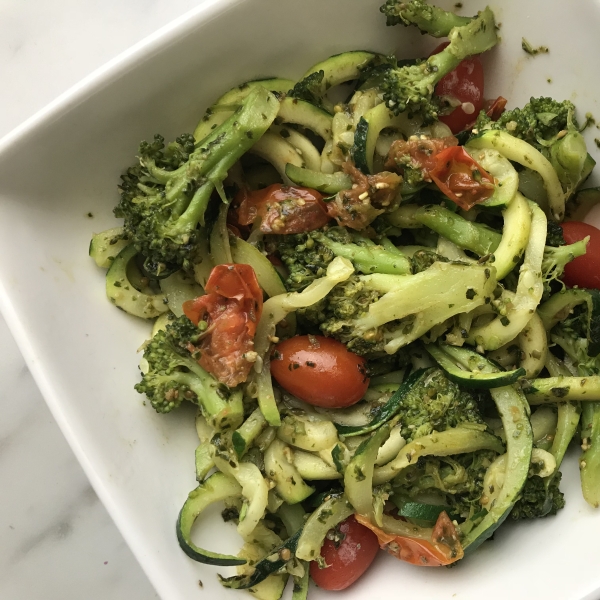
136, 316, 211, 413
474, 97, 589, 198
275, 226, 411, 293
276, 231, 336, 292
303, 275, 384, 355
136, 316, 243, 429
380, 0, 471, 36
395, 368, 486, 441
510, 473, 565, 520
377, 4, 498, 122
475, 97, 577, 143
393, 450, 497, 521
114, 87, 278, 277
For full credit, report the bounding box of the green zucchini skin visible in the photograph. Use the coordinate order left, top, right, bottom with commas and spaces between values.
176, 472, 246, 566
278, 97, 333, 140
458, 363, 532, 553
219, 529, 302, 589
300, 51, 380, 94
285, 163, 352, 194
105, 244, 169, 319
89, 226, 129, 268
393, 499, 449, 523
335, 369, 428, 436
426, 344, 526, 389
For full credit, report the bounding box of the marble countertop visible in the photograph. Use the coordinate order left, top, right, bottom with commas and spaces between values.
0, 2, 204, 598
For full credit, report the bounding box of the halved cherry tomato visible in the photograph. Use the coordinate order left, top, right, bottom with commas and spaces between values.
183, 264, 263, 387
310, 515, 380, 591
431, 42, 485, 134
235, 184, 331, 234
429, 146, 495, 209
355, 511, 463, 567
560, 221, 600, 289
270, 335, 369, 408
385, 136, 458, 175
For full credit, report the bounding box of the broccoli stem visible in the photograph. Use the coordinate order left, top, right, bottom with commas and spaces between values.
122, 86, 279, 276
385, 204, 422, 229
581, 403, 600, 507
173, 369, 244, 431
314, 233, 411, 275
541, 238, 589, 282
427, 6, 497, 66
170, 180, 215, 238
414, 205, 501, 257
381, 0, 471, 36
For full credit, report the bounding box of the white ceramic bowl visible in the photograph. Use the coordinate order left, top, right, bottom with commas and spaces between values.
1, 1, 600, 599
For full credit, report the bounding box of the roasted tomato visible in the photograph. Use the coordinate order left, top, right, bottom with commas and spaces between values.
355, 511, 463, 567
270, 335, 369, 408
385, 136, 458, 176
429, 146, 495, 209
183, 264, 263, 387
235, 184, 331, 234
310, 516, 380, 591
431, 42, 485, 134
560, 221, 600, 289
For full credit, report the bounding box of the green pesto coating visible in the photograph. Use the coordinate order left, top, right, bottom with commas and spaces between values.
375, 6, 497, 122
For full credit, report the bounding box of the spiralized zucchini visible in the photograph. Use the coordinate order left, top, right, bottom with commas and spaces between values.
91, 6, 600, 595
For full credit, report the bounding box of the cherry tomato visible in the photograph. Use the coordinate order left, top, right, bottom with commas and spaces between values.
431, 42, 485, 134
560, 221, 600, 289
183, 264, 263, 387
235, 184, 331, 234
270, 335, 369, 408
429, 146, 495, 209
355, 511, 463, 567
309, 516, 380, 591
385, 136, 458, 178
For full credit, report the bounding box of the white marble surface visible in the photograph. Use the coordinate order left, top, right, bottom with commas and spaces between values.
0, 2, 205, 598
